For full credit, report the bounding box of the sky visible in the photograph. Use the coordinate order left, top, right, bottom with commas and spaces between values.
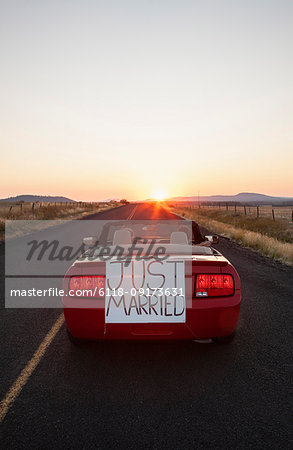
0, 0, 292, 201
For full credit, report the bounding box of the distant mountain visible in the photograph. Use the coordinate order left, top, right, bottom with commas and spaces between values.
168, 192, 293, 204
0, 195, 76, 203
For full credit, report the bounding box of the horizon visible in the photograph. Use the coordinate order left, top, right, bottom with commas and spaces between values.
1, 1, 293, 200
2, 190, 293, 203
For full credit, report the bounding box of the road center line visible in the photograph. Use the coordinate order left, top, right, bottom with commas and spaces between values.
126, 204, 137, 220
0, 313, 64, 422
0, 203, 136, 422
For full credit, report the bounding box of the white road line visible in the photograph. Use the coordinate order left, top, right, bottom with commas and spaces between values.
0, 313, 64, 422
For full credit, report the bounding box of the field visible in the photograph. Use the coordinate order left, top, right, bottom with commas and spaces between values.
168, 203, 293, 265
0, 201, 118, 240
170, 202, 293, 222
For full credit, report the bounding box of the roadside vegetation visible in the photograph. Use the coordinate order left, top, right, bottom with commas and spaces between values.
169, 205, 293, 266
0, 201, 119, 240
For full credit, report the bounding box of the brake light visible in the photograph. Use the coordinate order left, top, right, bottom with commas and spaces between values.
195, 274, 234, 297
69, 275, 105, 298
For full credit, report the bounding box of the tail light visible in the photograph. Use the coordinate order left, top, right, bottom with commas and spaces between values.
69, 275, 105, 298
195, 274, 234, 297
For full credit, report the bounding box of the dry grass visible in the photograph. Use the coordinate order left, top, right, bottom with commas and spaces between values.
170, 206, 293, 266
171, 203, 293, 221
187, 208, 293, 243
0, 201, 118, 240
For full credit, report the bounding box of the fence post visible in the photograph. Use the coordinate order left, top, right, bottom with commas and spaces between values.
272, 209, 275, 221
257, 205, 259, 218
244, 205, 246, 216
226, 203, 228, 211
291, 210, 293, 222
32, 202, 35, 211
234, 203, 236, 213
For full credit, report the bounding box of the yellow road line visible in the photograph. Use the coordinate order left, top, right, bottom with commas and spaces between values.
0, 204, 137, 422
0, 313, 64, 423
126, 204, 138, 220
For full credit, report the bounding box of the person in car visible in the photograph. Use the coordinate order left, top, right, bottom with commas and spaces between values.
179, 221, 211, 246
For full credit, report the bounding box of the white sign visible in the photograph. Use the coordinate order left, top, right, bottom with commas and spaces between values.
105, 259, 186, 323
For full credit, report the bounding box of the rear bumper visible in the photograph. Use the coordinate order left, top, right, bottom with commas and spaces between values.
63, 292, 241, 340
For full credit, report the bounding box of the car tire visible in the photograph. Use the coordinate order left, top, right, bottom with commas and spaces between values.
66, 327, 85, 346
212, 330, 236, 344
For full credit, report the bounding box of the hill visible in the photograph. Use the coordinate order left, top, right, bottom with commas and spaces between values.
0, 195, 76, 203
168, 192, 293, 205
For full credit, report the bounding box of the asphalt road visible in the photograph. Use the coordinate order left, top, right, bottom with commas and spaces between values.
0, 203, 292, 449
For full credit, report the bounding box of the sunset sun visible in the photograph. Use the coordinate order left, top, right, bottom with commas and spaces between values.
153, 191, 167, 201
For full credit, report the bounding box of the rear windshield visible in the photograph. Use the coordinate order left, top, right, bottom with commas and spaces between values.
99, 220, 203, 245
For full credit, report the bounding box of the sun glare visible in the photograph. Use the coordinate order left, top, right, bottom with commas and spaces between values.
153, 191, 166, 201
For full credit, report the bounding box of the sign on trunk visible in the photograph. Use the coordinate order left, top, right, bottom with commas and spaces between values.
105, 259, 186, 323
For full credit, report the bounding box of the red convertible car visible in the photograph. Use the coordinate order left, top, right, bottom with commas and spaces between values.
62, 220, 241, 344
